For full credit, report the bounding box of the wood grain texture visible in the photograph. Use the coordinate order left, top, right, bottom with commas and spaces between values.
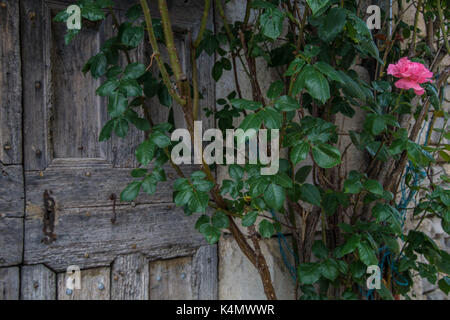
24, 203, 206, 271
0, 0, 22, 164
111, 253, 149, 300
25, 165, 197, 209
21, 264, 56, 300
21, 0, 47, 170
50, 8, 107, 160
0, 164, 24, 218
0, 217, 23, 267
192, 245, 218, 300
0, 267, 20, 300
150, 256, 193, 300
57, 267, 110, 300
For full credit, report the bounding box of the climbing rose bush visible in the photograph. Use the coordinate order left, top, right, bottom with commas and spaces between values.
55, 0, 450, 300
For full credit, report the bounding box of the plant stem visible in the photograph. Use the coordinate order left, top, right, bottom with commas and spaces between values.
140, 0, 186, 106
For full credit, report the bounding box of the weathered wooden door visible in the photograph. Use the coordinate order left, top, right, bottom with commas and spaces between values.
0, 0, 216, 300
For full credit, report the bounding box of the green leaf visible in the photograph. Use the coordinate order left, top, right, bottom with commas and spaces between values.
158, 84, 172, 107
264, 183, 285, 210
195, 215, 210, 230
312, 240, 328, 259
274, 95, 300, 111
90, 53, 107, 78
212, 61, 223, 81
338, 71, 367, 101
364, 114, 386, 136
260, 8, 284, 40
131, 168, 147, 178
229, 164, 244, 180
320, 259, 339, 281
271, 172, 293, 189
136, 139, 156, 165
291, 141, 310, 165
377, 283, 394, 300
144, 77, 160, 97
97, 79, 120, 97
121, 25, 144, 48
295, 165, 312, 183
150, 132, 171, 148
124, 109, 150, 131
322, 191, 339, 216
313, 61, 345, 84
99, 119, 115, 141
349, 260, 366, 278
108, 92, 128, 117
306, 0, 331, 15
318, 7, 346, 42
357, 242, 378, 266
344, 179, 363, 194
298, 262, 321, 284
126, 4, 143, 22
438, 277, 450, 295
242, 211, 258, 227
372, 203, 402, 233
340, 234, 361, 256
114, 118, 129, 138
175, 189, 193, 207
230, 99, 262, 111
201, 225, 221, 244
303, 67, 330, 104
54, 9, 70, 22
119, 79, 142, 97
259, 219, 275, 238
267, 80, 284, 99
120, 181, 141, 202
239, 112, 263, 131
191, 171, 207, 180
123, 63, 146, 80
406, 141, 434, 167
363, 179, 383, 196
141, 176, 157, 195
188, 191, 209, 213
260, 107, 282, 129
299, 183, 321, 206
312, 144, 341, 168
82, 3, 105, 21
285, 57, 306, 76
212, 211, 229, 229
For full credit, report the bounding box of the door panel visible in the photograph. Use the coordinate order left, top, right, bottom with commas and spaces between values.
57, 267, 110, 300
20, 0, 217, 299
21, 264, 56, 300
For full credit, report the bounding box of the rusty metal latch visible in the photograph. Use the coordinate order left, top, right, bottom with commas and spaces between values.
110, 193, 117, 224
42, 190, 57, 244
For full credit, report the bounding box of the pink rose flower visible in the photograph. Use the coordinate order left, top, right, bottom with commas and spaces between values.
387, 57, 433, 95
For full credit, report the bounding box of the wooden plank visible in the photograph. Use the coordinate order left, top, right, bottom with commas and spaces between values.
111, 253, 149, 300
149, 256, 193, 300
49, 7, 108, 161
0, 164, 24, 218
0, 217, 23, 267
24, 203, 206, 271
0, 0, 22, 164
57, 267, 110, 300
21, 264, 56, 300
25, 165, 196, 209
21, 0, 47, 170
0, 267, 19, 300
192, 245, 217, 300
